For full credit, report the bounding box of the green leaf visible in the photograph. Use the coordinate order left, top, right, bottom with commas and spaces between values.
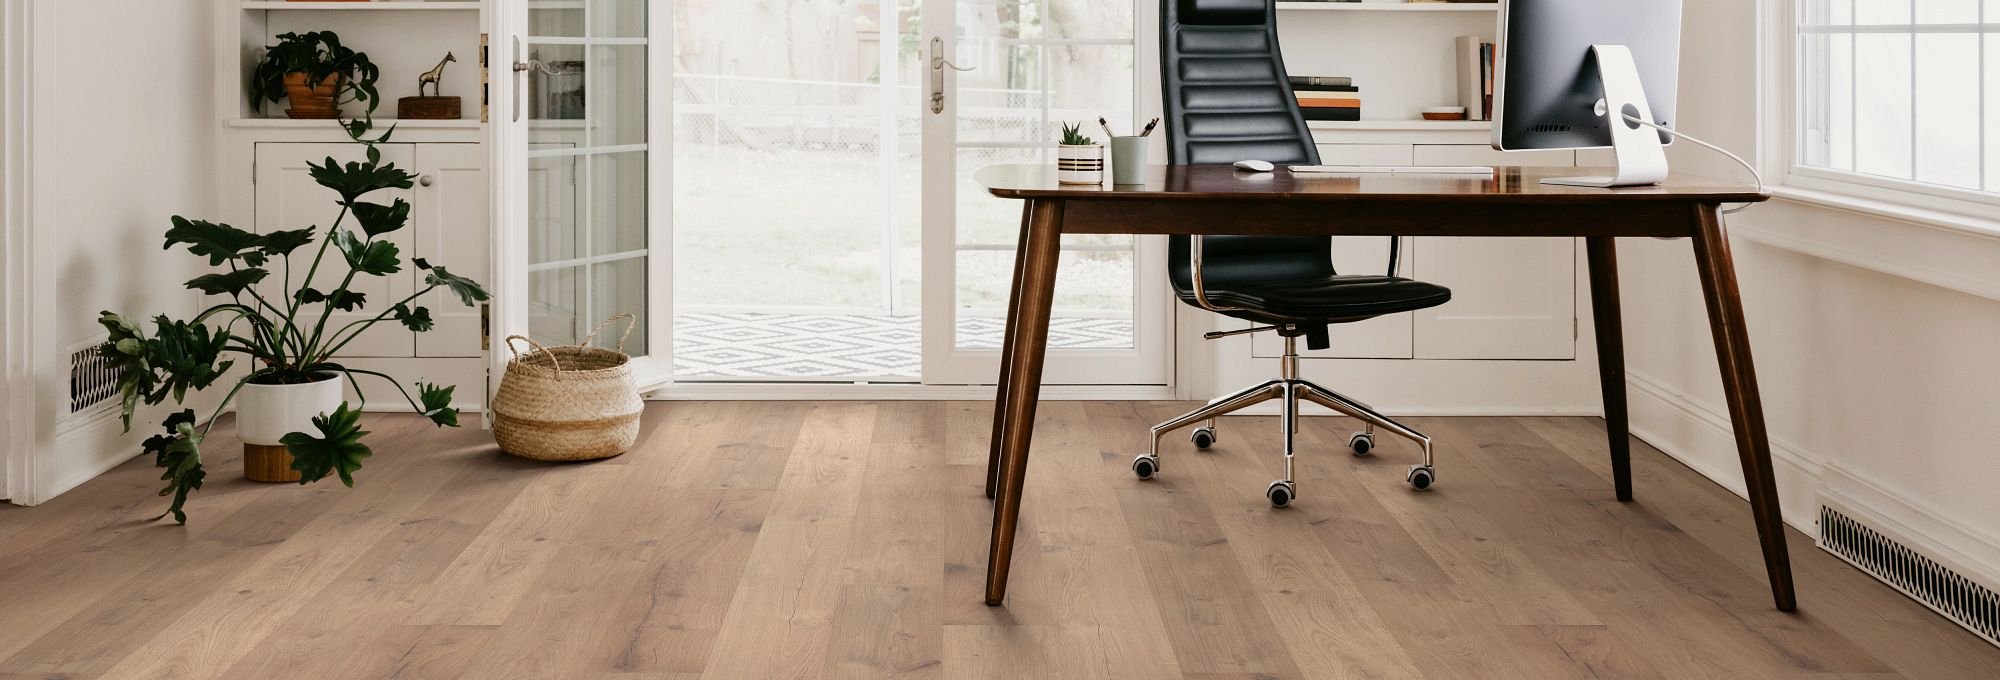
421, 265, 489, 306
391, 303, 433, 332
351, 199, 411, 237
185, 268, 270, 296
260, 227, 316, 257
164, 217, 265, 266
300, 289, 368, 312
283, 402, 372, 487
333, 230, 401, 276
416, 382, 459, 427
142, 410, 206, 524
307, 156, 415, 204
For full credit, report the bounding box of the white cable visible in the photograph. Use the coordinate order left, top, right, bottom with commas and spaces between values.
1620, 114, 1764, 214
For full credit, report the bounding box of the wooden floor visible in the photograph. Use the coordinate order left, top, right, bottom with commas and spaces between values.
1, 403, 1995, 680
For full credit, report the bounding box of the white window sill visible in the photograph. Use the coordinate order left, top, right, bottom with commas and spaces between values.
1767, 184, 2000, 241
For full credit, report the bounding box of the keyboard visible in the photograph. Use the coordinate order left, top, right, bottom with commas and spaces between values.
1288, 165, 1495, 176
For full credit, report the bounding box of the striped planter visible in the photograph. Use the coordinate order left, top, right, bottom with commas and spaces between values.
1056, 144, 1105, 185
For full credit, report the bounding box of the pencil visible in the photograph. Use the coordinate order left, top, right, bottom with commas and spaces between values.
1098, 116, 1117, 139
1138, 117, 1160, 137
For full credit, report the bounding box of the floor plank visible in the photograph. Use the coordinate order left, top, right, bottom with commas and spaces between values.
0, 405, 1992, 680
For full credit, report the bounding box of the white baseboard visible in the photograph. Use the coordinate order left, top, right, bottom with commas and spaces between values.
1625, 369, 2000, 580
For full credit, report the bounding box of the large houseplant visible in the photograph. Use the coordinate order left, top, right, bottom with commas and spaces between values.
100, 65, 482, 523
250, 31, 382, 120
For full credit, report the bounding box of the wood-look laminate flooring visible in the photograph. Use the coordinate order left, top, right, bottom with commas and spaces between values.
1, 402, 1994, 680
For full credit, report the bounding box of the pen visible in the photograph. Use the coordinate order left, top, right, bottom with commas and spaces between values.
1098, 116, 1117, 139
1138, 117, 1160, 137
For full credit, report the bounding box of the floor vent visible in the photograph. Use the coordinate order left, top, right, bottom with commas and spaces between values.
1819, 505, 2000, 646
68, 342, 122, 416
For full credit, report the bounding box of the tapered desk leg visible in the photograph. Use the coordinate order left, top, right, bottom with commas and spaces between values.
987, 200, 1036, 499
1689, 205, 1797, 612
1586, 237, 1634, 502
985, 199, 1064, 606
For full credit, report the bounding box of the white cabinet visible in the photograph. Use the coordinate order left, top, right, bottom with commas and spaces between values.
1259, 130, 1580, 362
254, 142, 487, 360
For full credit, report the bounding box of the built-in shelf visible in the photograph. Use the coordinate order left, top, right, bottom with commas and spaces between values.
1277, 1, 1498, 11
227, 117, 483, 129
1308, 120, 1490, 131
241, 1, 478, 11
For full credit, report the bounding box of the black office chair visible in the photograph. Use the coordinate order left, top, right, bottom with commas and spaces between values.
1132, 0, 1454, 506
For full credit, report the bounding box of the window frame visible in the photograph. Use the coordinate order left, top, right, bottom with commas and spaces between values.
1766, 0, 2000, 225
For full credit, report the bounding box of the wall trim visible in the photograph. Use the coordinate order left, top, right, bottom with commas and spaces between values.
0, 0, 35, 504
1735, 194, 2000, 304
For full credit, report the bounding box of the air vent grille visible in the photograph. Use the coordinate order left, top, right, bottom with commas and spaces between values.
68, 344, 121, 415
1530, 123, 1571, 133
1819, 506, 1999, 646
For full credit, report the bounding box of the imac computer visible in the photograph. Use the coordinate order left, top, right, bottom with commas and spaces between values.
1493, 0, 1684, 187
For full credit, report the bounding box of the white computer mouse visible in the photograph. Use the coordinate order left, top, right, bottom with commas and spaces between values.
1233, 159, 1275, 172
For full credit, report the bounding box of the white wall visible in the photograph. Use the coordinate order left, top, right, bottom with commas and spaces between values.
1622, 0, 2000, 579
6, 0, 221, 504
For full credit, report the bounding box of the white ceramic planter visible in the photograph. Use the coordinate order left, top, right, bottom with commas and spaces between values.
1057, 143, 1106, 185
236, 374, 344, 446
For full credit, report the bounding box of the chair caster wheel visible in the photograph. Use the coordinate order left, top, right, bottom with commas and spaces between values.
1348, 432, 1374, 456
1190, 426, 1216, 450
1265, 480, 1295, 508
1132, 455, 1159, 480
1406, 465, 1435, 491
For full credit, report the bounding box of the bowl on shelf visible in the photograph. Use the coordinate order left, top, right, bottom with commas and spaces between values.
1422, 106, 1468, 121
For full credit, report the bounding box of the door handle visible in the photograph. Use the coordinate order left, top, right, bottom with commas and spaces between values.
512, 37, 524, 122
930, 37, 975, 114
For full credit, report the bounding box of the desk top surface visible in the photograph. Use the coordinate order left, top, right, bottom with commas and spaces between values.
978, 164, 1769, 204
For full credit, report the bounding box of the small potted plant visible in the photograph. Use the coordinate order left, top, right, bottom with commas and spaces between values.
250, 31, 382, 120
1056, 122, 1105, 185
98, 93, 471, 523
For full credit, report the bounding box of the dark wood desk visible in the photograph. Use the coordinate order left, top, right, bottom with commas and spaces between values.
976, 163, 1794, 611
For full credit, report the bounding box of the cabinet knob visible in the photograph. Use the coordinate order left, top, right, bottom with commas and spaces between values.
419, 175, 434, 187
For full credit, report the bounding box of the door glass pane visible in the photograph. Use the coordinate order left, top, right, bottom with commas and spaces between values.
954, 0, 1137, 351
525, 3, 648, 357
671, 1, 924, 381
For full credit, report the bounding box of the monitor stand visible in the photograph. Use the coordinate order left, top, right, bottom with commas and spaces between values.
1542, 45, 1669, 188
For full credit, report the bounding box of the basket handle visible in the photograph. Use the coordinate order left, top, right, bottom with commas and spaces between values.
504, 335, 565, 373
579, 313, 637, 353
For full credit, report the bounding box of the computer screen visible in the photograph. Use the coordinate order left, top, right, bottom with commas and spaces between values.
1493, 0, 1683, 152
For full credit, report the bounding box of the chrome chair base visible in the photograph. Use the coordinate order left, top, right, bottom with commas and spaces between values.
1132, 334, 1437, 504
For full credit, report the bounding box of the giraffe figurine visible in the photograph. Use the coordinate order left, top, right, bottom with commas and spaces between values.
417, 52, 456, 97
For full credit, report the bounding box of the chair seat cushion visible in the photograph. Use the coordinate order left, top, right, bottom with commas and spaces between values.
1185, 275, 1452, 324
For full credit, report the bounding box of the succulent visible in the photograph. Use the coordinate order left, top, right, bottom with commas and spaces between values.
1059, 121, 1096, 146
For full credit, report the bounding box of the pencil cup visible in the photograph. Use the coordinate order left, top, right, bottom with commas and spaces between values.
1111, 136, 1148, 185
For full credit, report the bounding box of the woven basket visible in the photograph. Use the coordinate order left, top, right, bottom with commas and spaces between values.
492, 315, 644, 461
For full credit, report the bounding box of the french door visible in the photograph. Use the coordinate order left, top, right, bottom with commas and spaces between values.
494, 0, 1165, 391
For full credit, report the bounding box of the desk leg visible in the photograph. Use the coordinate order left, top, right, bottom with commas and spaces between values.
986, 200, 1036, 499
1586, 237, 1634, 502
1689, 205, 1797, 612
985, 199, 1064, 606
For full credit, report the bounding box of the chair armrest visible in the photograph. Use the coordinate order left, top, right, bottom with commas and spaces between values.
1189, 236, 1242, 312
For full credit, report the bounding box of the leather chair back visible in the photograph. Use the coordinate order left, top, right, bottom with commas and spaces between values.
1161, 0, 1336, 294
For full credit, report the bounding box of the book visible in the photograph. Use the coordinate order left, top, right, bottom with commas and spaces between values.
1297, 97, 1363, 108
1292, 83, 1359, 93
1288, 75, 1353, 89
1301, 108, 1361, 122
1455, 35, 1495, 120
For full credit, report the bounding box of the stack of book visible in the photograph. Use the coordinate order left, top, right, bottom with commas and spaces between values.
1289, 75, 1359, 122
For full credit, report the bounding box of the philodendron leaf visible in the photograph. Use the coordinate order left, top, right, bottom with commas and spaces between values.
165, 216, 265, 266
141, 315, 233, 404
260, 227, 316, 258
307, 156, 416, 204
391, 303, 433, 332
416, 382, 459, 428
351, 199, 411, 237
143, 409, 206, 524
333, 230, 402, 276
185, 268, 270, 296
96, 312, 157, 430
413, 259, 490, 306
284, 402, 372, 487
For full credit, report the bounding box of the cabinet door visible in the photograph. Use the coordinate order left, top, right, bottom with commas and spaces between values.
255, 143, 417, 358
412, 144, 489, 358
1412, 237, 1575, 359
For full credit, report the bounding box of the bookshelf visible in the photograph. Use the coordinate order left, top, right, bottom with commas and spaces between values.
1276, 2, 1497, 12
240, 1, 478, 11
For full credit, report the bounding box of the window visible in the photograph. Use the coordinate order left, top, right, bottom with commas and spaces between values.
1795, 0, 2000, 200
